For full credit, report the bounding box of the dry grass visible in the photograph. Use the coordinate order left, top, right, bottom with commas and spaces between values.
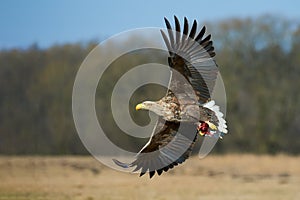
0, 154, 299, 200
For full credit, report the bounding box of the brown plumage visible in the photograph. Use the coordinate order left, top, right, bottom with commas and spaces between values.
113, 16, 227, 178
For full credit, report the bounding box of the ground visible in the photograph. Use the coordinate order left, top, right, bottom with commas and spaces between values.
0, 154, 299, 200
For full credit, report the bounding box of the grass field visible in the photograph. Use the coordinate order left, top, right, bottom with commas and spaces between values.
0, 154, 299, 200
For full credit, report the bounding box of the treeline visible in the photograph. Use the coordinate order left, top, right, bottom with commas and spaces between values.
0, 15, 300, 155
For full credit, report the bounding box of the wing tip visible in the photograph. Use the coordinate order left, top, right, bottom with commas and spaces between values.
112, 158, 131, 168
149, 171, 155, 178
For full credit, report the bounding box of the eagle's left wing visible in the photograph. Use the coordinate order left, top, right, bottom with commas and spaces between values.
161, 16, 218, 104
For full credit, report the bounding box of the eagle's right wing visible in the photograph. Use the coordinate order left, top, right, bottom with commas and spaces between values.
113, 117, 197, 178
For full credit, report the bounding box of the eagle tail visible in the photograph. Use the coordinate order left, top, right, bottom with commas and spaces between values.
203, 100, 228, 136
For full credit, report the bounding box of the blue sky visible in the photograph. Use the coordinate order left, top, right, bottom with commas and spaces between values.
1, 0, 300, 49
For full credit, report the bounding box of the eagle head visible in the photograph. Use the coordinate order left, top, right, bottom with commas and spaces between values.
135, 101, 165, 116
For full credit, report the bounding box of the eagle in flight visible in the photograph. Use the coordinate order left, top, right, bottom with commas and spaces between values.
113, 16, 227, 178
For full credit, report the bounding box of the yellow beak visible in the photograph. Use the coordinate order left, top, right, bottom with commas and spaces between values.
135, 103, 144, 110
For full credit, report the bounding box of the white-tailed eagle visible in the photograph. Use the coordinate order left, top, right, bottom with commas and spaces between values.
113, 16, 227, 178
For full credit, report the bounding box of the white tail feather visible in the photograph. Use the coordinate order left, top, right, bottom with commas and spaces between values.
203, 100, 228, 134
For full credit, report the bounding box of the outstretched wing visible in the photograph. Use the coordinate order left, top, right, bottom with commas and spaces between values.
161, 16, 218, 104
113, 117, 197, 178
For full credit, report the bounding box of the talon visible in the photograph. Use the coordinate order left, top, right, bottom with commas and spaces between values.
199, 131, 205, 136
205, 121, 217, 130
